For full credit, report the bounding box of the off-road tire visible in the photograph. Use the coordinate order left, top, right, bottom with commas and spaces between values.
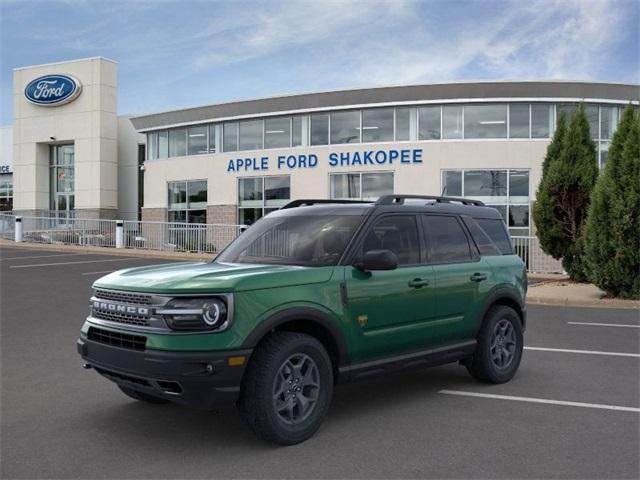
118, 385, 170, 404
466, 305, 523, 383
238, 331, 333, 445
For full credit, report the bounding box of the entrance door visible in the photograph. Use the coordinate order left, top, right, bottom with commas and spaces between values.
50, 144, 75, 223
346, 215, 436, 362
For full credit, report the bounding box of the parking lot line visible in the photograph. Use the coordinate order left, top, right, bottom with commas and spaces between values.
524, 346, 640, 358
0, 253, 88, 261
9, 258, 136, 269
438, 390, 640, 413
568, 322, 640, 328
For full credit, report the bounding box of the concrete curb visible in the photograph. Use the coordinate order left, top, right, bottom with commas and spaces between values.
0, 238, 213, 261
526, 296, 639, 310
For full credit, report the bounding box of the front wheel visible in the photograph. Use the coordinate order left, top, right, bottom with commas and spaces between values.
238, 332, 333, 445
466, 305, 523, 383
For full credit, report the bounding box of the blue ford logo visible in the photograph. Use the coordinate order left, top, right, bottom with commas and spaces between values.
24, 74, 82, 106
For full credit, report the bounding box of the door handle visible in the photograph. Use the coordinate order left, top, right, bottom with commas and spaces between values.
470, 273, 487, 282
408, 278, 430, 288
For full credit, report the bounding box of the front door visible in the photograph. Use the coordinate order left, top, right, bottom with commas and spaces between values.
346, 215, 436, 362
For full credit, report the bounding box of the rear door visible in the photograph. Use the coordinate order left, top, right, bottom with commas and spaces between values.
422, 214, 492, 343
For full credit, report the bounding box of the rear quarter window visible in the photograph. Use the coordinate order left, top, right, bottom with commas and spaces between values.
473, 218, 513, 255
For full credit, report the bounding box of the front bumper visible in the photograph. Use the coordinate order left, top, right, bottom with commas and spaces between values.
77, 336, 252, 410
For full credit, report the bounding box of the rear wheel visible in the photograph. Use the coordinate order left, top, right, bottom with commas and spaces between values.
238, 332, 333, 445
118, 385, 170, 404
466, 305, 523, 383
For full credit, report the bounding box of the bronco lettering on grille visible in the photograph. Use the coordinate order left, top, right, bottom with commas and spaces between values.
92, 300, 149, 316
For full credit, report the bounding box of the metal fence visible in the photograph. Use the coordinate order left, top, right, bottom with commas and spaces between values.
21, 216, 118, 247
122, 220, 245, 254
512, 236, 564, 274
0, 213, 15, 240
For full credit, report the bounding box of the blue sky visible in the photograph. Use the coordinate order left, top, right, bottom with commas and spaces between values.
1, 0, 638, 126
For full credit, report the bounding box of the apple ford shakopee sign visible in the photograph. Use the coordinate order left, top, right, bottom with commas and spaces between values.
24, 74, 82, 106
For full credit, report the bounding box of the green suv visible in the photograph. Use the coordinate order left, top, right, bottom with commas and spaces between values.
77, 195, 527, 444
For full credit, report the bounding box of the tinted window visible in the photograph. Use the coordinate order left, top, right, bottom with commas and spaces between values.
361, 216, 419, 265
462, 217, 501, 256
423, 215, 471, 263
475, 218, 512, 254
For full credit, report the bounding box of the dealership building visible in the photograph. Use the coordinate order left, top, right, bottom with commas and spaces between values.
3, 57, 638, 236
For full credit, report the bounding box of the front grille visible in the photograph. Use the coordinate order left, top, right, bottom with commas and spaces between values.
94, 289, 153, 305
92, 309, 151, 327
88, 327, 146, 351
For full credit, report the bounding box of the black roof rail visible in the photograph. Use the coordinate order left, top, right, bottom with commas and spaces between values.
375, 194, 485, 206
280, 199, 372, 209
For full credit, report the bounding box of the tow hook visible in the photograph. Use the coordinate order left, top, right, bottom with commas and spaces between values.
82, 363, 92, 370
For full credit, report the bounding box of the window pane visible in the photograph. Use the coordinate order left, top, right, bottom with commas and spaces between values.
462, 217, 502, 256
488, 205, 507, 222
264, 117, 291, 149
464, 104, 507, 139
187, 180, 207, 209
223, 123, 238, 152
169, 129, 187, 157
187, 126, 207, 155
419, 106, 441, 140
158, 131, 168, 159
168, 182, 187, 209
168, 210, 186, 223
363, 216, 419, 265
509, 170, 529, 200
239, 177, 263, 206
187, 210, 207, 224
239, 208, 262, 226
239, 120, 263, 151
531, 104, 552, 138
56, 167, 74, 192
557, 103, 577, 123
586, 105, 599, 139
463, 170, 507, 202
208, 125, 217, 153
362, 108, 393, 142
442, 170, 462, 196
599, 142, 610, 170
423, 215, 471, 263
292, 116, 303, 146
147, 132, 158, 160
442, 105, 463, 139
475, 218, 512, 254
331, 173, 360, 199
310, 114, 329, 145
508, 205, 529, 228
509, 104, 529, 138
265, 176, 290, 206
362, 172, 393, 200
331, 111, 360, 144
395, 107, 411, 141
600, 106, 619, 140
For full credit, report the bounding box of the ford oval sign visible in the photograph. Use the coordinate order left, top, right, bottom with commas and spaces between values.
24, 74, 82, 106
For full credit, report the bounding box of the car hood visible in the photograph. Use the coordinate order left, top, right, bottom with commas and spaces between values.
92, 261, 336, 294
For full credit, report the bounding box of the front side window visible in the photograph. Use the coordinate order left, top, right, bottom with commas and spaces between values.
331, 111, 360, 144
169, 129, 187, 157
265, 117, 291, 149
238, 176, 290, 225
168, 180, 207, 223
330, 172, 393, 200
218, 214, 363, 266
464, 104, 507, 139
360, 215, 420, 265
423, 215, 471, 263
419, 106, 441, 140
362, 108, 393, 143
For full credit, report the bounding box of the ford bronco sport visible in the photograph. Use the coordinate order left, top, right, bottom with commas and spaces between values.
77, 195, 527, 444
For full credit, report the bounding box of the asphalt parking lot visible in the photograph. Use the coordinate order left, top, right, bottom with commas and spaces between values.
1, 245, 638, 479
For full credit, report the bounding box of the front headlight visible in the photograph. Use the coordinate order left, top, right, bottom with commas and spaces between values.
157, 297, 229, 331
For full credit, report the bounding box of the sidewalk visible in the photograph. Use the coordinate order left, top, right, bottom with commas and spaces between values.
527, 280, 640, 310
0, 238, 213, 261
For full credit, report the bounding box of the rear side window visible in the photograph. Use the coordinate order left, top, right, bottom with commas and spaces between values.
422, 215, 472, 263
360, 215, 420, 265
462, 217, 502, 256
475, 218, 513, 254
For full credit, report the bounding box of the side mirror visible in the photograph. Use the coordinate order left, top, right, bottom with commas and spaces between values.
354, 249, 398, 271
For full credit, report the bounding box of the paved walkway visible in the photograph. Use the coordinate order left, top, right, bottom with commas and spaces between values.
527, 280, 640, 310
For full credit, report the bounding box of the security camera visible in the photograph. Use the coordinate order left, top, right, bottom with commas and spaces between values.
49, 136, 56, 141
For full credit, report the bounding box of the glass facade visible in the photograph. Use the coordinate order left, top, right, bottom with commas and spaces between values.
49, 144, 75, 215
144, 102, 626, 164
168, 180, 207, 223
238, 176, 291, 225
330, 171, 393, 200
442, 169, 530, 236
0, 174, 12, 211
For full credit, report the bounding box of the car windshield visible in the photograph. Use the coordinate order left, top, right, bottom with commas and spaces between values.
216, 214, 364, 266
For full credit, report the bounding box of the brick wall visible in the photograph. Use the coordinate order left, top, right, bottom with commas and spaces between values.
141, 208, 167, 223
207, 205, 237, 225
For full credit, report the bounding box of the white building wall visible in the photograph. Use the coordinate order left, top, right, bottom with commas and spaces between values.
0, 126, 13, 170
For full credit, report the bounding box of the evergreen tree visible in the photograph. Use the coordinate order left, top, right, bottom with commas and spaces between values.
584, 106, 640, 298
532, 112, 567, 259
533, 104, 598, 281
